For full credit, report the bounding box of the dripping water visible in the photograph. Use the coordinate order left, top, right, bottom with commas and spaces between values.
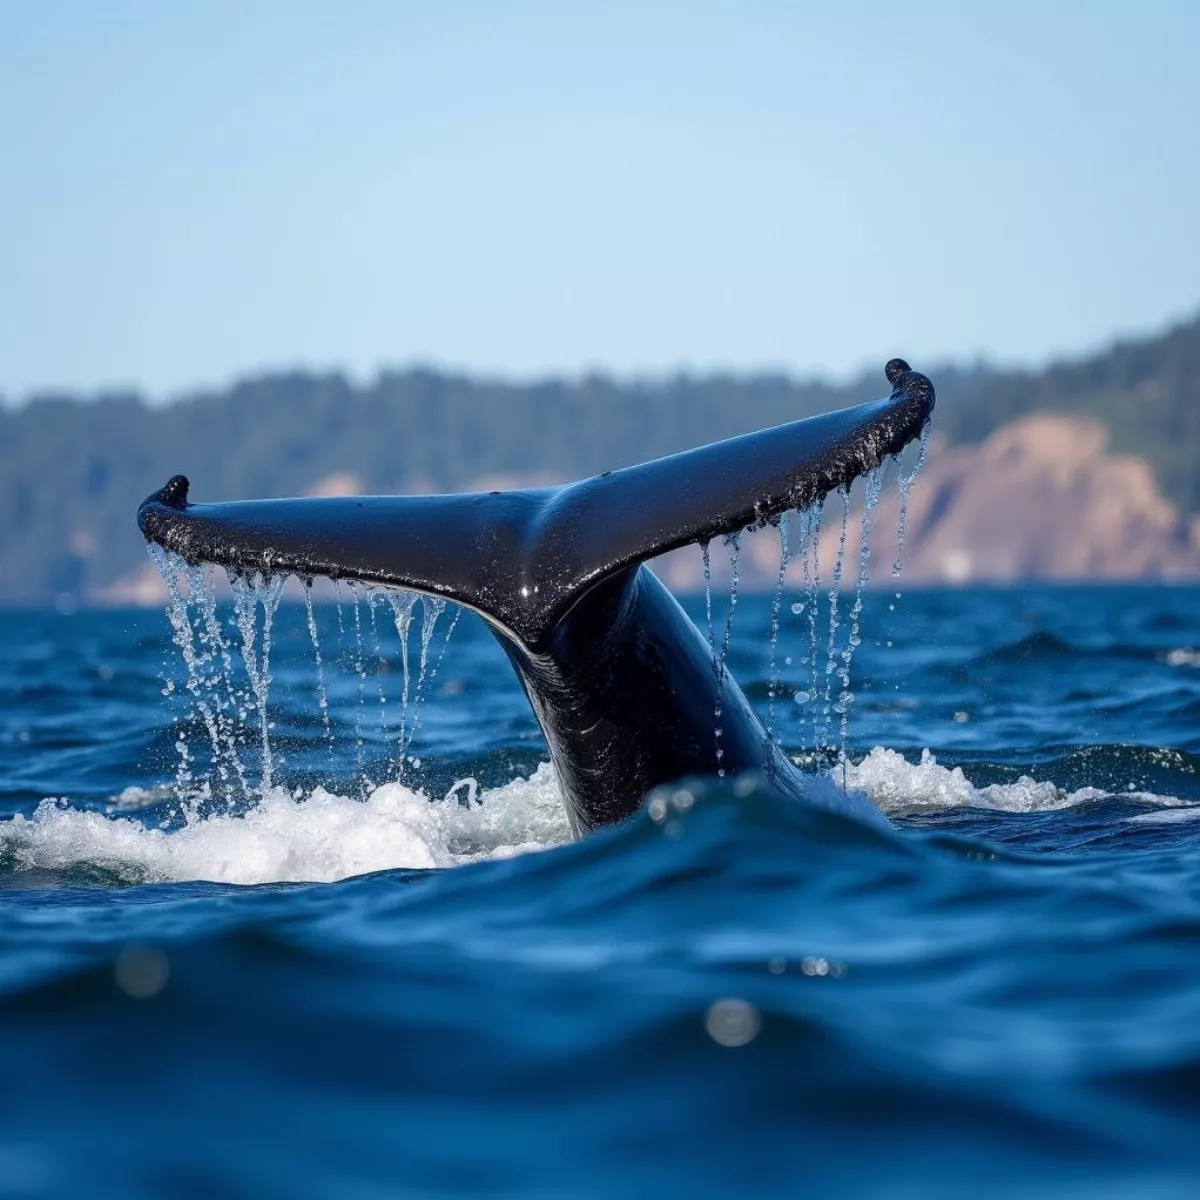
229, 570, 285, 794
350, 583, 367, 793
414, 597, 446, 708
398, 595, 448, 764
893, 418, 931, 580
701, 541, 715, 659
188, 562, 249, 800
766, 512, 791, 745
818, 488, 851, 756
165, 559, 226, 793
334, 581, 347, 639
429, 605, 462, 694
303, 581, 334, 755
387, 592, 417, 770
804, 502, 824, 753
367, 590, 388, 754
713, 531, 743, 777
149, 546, 216, 802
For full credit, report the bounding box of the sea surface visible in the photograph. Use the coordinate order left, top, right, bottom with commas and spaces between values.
3, 583, 1200, 1197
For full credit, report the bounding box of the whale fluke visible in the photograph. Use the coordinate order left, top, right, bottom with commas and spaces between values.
139, 363, 932, 648
139, 362, 934, 834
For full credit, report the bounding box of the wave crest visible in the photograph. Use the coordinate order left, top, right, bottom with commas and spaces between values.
846, 747, 1186, 815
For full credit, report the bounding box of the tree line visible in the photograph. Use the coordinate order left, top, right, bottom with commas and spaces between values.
1, 310, 1197, 603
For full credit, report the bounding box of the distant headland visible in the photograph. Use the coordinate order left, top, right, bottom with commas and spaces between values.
2, 308, 1198, 606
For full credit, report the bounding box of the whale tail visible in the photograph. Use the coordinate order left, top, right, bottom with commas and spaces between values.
138, 361, 933, 649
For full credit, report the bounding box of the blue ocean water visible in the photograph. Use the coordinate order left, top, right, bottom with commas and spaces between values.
3, 584, 1200, 1197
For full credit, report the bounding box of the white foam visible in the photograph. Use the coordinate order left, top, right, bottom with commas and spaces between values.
843, 746, 1186, 815
5, 748, 1193, 886
1, 764, 570, 886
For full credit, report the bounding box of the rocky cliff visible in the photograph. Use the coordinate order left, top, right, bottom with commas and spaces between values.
654, 413, 1200, 593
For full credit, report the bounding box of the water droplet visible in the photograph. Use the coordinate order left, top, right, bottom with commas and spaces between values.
705, 998, 761, 1047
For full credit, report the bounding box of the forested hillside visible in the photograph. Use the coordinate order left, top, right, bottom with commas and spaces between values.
1, 311, 1197, 602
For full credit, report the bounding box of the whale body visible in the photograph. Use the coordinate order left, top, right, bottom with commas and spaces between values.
138, 360, 934, 836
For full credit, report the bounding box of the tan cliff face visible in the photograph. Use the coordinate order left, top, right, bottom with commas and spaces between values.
97, 412, 1200, 605
661, 413, 1200, 591
856, 414, 1200, 584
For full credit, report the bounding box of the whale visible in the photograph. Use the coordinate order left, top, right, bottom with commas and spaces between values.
138, 359, 934, 836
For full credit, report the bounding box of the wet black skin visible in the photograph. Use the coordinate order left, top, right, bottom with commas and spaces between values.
138, 361, 934, 836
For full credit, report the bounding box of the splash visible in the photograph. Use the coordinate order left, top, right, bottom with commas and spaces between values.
842, 747, 1188, 816
2, 764, 571, 885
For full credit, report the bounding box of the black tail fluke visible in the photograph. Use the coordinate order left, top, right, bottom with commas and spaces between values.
535, 361, 932, 626
138, 362, 933, 647
137, 481, 557, 642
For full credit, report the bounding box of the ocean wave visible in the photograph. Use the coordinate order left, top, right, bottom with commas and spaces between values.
2, 746, 1192, 886
963, 632, 1191, 669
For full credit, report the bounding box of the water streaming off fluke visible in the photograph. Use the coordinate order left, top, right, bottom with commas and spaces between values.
147, 553, 462, 813
149, 436, 927, 818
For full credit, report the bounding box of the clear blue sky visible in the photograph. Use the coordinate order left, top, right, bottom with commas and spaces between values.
2, 0, 1198, 400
